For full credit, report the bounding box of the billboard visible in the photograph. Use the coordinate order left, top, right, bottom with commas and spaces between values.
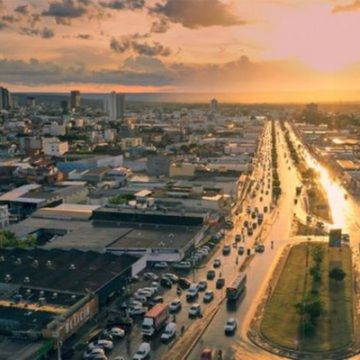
44, 296, 99, 341
329, 229, 342, 247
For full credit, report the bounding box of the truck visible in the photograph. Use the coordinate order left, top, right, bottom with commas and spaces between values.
141, 303, 169, 337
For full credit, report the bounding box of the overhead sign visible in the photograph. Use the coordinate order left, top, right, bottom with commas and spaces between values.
329, 229, 342, 247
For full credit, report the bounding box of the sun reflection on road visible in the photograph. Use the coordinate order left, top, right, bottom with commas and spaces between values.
302, 147, 347, 229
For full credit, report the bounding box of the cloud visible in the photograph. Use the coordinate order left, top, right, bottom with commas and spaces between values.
1, 15, 18, 24
151, 18, 170, 33
14, 5, 29, 16
0, 57, 174, 87
333, 0, 360, 13
150, 0, 246, 29
20, 26, 55, 39
132, 41, 171, 56
76, 33, 93, 39
99, 0, 145, 10
42, 0, 88, 19
110, 37, 131, 53
110, 36, 171, 56
110, 32, 170, 56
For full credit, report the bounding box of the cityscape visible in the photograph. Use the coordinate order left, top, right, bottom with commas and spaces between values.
1, 1, 360, 360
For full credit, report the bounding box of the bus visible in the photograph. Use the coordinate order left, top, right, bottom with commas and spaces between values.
226, 273, 247, 301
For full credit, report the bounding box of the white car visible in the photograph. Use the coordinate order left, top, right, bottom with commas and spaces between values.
88, 340, 113, 351
106, 327, 125, 339
161, 322, 177, 342
203, 291, 214, 303
133, 342, 151, 360
129, 306, 147, 317
186, 284, 198, 301
163, 273, 179, 283
224, 318, 237, 335
169, 298, 182, 312
188, 303, 201, 318
154, 261, 168, 269
83, 348, 106, 360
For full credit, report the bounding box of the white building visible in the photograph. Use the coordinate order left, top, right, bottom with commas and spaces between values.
42, 137, 69, 157
43, 121, 66, 136
107, 92, 125, 121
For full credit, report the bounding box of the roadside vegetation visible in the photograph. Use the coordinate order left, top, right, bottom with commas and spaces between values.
261, 242, 353, 352
271, 121, 281, 201
280, 121, 331, 222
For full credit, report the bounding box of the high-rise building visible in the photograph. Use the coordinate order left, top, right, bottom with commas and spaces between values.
108, 92, 125, 121
210, 98, 219, 113
70, 90, 81, 110
0, 87, 11, 110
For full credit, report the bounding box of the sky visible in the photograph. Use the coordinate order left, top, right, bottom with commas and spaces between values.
2, 0, 360, 102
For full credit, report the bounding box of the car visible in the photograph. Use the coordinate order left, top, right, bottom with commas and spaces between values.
103, 327, 125, 339
247, 228, 253, 236
213, 258, 221, 268
172, 261, 192, 269
263, 206, 268, 213
149, 296, 164, 305
235, 234, 242, 242
251, 212, 257, 219
178, 277, 191, 289
206, 270, 216, 280
160, 277, 172, 288
224, 318, 237, 335
255, 244, 265, 253
161, 322, 177, 342
216, 278, 225, 289
238, 246, 245, 255
143, 272, 159, 281
198, 281, 208, 291
186, 284, 199, 301
203, 291, 214, 303
169, 299, 182, 313
83, 348, 107, 360
163, 273, 179, 284
154, 261, 168, 269
342, 234, 350, 242
128, 306, 147, 317
200, 349, 213, 360
133, 342, 151, 360
224, 220, 234, 229
222, 245, 231, 256
252, 222, 257, 230
188, 303, 202, 318
88, 340, 113, 351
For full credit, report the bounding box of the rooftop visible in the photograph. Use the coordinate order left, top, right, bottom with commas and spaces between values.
0, 248, 138, 294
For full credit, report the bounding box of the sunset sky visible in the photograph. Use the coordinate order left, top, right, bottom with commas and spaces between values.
2, 0, 360, 101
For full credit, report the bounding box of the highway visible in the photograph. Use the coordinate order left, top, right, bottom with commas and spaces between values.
110, 120, 360, 360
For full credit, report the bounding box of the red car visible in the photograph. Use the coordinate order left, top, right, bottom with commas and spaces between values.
200, 348, 213, 360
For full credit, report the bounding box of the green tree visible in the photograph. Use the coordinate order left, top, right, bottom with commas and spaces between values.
329, 267, 346, 282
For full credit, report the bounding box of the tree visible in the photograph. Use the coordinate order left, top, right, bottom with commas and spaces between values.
311, 245, 324, 265
329, 267, 346, 282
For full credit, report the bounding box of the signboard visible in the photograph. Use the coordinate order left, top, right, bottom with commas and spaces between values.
44, 297, 99, 341
329, 229, 342, 247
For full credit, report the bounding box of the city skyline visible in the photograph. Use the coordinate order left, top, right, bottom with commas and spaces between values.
2, 0, 360, 102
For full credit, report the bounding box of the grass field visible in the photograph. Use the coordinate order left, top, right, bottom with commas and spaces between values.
261, 242, 353, 352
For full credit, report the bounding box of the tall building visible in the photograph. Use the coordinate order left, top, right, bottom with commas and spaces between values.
0, 87, 11, 110
108, 92, 125, 121
210, 98, 219, 113
70, 90, 81, 110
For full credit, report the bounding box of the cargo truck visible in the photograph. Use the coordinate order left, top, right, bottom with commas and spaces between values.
141, 303, 169, 337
